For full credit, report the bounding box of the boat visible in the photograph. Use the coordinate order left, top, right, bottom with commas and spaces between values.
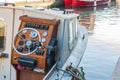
64, 0, 109, 7
0, 3, 88, 80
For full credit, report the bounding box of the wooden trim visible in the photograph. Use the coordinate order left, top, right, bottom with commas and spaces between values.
19, 15, 60, 25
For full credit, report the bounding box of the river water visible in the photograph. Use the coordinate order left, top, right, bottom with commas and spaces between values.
78, 3, 120, 80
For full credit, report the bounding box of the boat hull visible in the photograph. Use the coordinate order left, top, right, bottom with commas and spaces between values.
64, 0, 109, 7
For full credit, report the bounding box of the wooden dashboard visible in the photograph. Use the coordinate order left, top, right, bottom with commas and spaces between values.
11, 15, 59, 72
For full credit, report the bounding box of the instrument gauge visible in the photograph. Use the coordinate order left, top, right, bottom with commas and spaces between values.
19, 41, 24, 46
30, 31, 38, 38
42, 31, 48, 37
22, 29, 27, 33
41, 38, 46, 43
25, 40, 32, 47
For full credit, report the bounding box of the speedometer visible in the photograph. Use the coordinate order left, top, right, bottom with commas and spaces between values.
30, 31, 38, 38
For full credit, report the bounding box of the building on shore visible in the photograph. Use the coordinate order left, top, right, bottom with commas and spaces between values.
116, 0, 120, 6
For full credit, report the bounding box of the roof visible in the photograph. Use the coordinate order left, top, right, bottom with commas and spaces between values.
0, 6, 79, 19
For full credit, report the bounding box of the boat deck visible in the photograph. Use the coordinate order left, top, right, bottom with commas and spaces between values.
44, 26, 88, 80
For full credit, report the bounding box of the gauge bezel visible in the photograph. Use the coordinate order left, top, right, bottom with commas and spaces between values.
30, 31, 38, 38
42, 31, 48, 37
41, 38, 46, 43
22, 29, 27, 33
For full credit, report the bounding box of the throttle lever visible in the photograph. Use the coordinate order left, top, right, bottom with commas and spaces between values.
46, 46, 54, 50
46, 45, 57, 55
46, 46, 57, 51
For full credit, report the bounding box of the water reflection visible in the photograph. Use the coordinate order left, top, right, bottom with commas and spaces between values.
73, 4, 109, 14
74, 3, 120, 80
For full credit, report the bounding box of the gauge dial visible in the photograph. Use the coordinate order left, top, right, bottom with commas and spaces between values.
30, 31, 38, 38
19, 41, 24, 46
42, 31, 48, 37
22, 29, 27, 33
41, 38, 46, 43
25, 40, 32, 47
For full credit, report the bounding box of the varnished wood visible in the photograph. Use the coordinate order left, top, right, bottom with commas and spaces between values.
19, 70, 45, 80
19, 15, 60, 25
11, 15, 59, 80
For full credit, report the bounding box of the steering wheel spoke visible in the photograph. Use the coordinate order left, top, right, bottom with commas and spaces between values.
18, 34, 26, 41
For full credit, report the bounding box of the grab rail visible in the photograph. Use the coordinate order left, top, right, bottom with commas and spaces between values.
4, 3, 15, 6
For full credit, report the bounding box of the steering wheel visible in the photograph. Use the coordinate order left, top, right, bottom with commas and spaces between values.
13, 28, 41, 55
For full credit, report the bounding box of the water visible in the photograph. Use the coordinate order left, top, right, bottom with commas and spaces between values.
78, 4, 120, 80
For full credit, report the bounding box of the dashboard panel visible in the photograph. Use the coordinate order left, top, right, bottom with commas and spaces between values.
11, 15, 59, 72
